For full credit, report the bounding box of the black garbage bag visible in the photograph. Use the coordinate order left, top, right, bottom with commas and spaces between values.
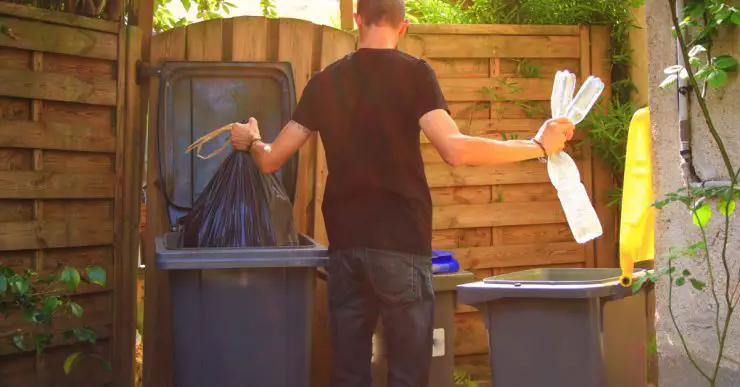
178, 148, 299, 249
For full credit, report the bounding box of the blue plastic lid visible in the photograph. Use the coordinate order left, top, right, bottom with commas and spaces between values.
432, 250, 454, 261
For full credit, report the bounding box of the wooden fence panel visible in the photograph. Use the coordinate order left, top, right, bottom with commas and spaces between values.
0, 4, 140, 386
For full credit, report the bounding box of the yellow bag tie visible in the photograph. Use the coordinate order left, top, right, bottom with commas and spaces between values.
185, 123, 234, 160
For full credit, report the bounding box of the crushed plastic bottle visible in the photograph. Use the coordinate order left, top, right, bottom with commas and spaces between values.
547, 71, 605, 244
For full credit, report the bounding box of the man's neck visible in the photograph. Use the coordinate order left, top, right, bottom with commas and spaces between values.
357, 26, 398, 50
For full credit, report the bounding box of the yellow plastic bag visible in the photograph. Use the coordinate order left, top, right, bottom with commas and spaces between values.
619, 107, 655, 287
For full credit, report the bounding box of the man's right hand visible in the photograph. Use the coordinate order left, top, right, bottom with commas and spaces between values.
534, 117, 575, 156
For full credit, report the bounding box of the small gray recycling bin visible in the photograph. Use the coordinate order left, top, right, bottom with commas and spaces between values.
156, 232, 328, 387
457, 268, 649, 387
153, 61, 329, 387
372, 271, 476, 387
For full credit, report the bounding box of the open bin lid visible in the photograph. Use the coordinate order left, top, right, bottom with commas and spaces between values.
156, 62, 298, 226
618, 107, 655, 286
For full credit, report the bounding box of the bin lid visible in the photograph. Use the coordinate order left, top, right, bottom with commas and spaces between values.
619, 107, 655, 287
456, 268, 648, 304
431, 250, 454, 261
156, 61, 298, 225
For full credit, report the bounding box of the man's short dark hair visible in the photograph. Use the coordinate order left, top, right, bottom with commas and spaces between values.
357, 0, 406, 26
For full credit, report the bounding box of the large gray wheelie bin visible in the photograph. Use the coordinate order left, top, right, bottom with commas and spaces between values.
153, 61, 328, 387
457, 267, 649, 387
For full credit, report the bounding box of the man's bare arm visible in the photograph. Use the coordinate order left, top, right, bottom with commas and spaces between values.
420, 109, 572, 166
231, 119, 313, 173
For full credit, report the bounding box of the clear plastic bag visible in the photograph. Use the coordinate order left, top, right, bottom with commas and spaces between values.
177, 125, 299, 248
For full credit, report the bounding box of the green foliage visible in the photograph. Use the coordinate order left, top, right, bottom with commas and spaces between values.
453, 369, 479, 387
153, 0, 239, 32
0, 263, 108, 375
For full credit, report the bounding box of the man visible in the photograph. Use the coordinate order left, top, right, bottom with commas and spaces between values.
229, 1, 574, 385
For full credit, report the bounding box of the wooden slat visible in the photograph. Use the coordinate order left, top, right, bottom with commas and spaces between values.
143, 26, 186, 387
425, 162, 548, 187
0, 16, 118, 60
186, 19, 223, 61
427, 58, 489, 78
454, 312, 488, 356
431, 186, 492, 206
439, 78, 553, 102
0, 2, 119, 33
0, 219, 114, 250
0, 68, 117, 106
432, 229, 460, 249
0, 120, 116, 152
407, 24, 581, 36
495, 183, 558, 203
230, 17, 269, 61
278, 18, 317, 235
432, 201, 565, 229
495, 223, 573, 245
112, 25, 143, 387
453, 242, 585, 270
397, 34, 424, 58
499, 58, 580, 77
0, 171, 115, 198
417, 35, 581, 59
340, 0, 353, 30
589, 25, 617, 269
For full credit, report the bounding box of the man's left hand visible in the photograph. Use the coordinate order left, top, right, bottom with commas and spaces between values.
230, 117, 260, 152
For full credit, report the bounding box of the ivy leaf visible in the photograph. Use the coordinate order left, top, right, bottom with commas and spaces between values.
682, 269, 691, 277
714, 55, 738, 71
13, 277, 29, 295
72, 327, 97, 344
659, 74, 678, 89
60, 267, 81, 292
631, 276, 647, 294
85, 266, 106, 287
690, 278, 707, 291
91, 354, 112, 371
0, 274, 6, 295
675, 277, 686, 287
717, 199, 736, 216
732, 9, 740, 25
64, 352, 83, 375
68, 302, 83, 318
708, 69, 728, 88
42, 296, 60, 315
12, 333, 31, 352
695, 66, 711, 80
692, 202, 712, 228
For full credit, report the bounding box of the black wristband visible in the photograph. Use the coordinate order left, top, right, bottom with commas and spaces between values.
532, 138, 548, 162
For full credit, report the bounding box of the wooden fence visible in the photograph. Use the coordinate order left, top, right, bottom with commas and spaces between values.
141, 17, 615, 387
0, 3, 142, 386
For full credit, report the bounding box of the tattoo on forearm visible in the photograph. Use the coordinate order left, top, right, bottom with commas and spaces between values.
290, 120, 311, 133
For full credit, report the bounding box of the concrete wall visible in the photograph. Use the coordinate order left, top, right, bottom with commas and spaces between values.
646, 0, 740, 385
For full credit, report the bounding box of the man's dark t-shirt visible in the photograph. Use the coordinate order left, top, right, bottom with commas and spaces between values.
291, 48, 448, 256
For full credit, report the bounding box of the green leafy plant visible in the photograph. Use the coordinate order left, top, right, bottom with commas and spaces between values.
152, 0, 237, 32
633, 1, 740, 385
453, 369, 479, 387
0, 263, 109, 376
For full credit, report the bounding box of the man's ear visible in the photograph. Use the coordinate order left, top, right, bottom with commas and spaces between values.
353, 13, 362, 30
398, 19, 410, 36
